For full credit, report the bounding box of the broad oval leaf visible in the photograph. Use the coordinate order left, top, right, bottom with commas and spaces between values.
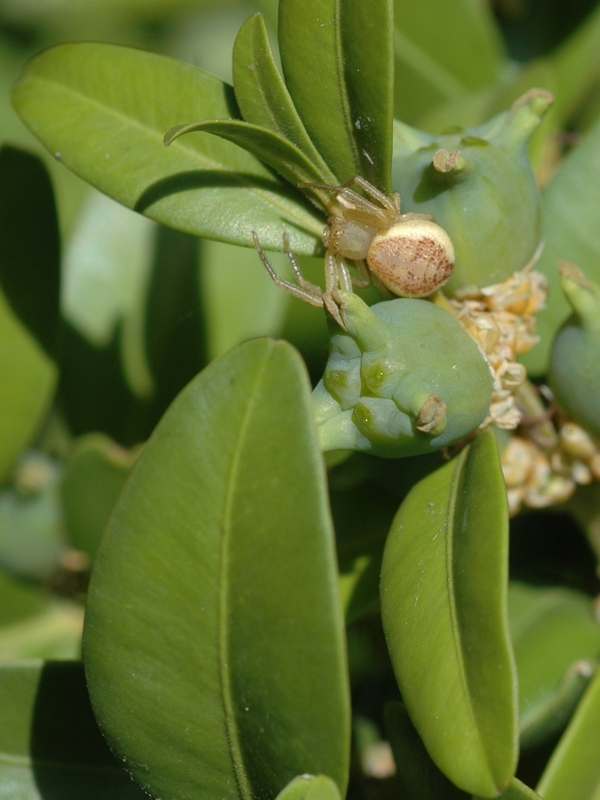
83, 338, 350, 800
536, 666, 600, 800
380, 428, 518, 798
12, 43, 323, 253
0, 660, 147, 800
278, 0, 393, 189
232, 13, 336, 184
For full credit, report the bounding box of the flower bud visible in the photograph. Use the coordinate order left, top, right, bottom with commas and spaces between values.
312, 292, 494, 457
549, 263, 600, 437
392, 89, 553, 294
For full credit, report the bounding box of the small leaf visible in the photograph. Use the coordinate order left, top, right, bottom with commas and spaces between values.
0, 572, 82, 661
84, 339, 350, 800
232, 13, 336, 183
508, 582, 600, 748
278, 0, 394, 188
474, 777, 543, 800
0, 146, 58, 482
61, 434, 137, 560
551, 3, 600, 128
275, 774, 342, 800
0, 660, 147, 799
523, 117, 600, 375
164, 119, 333, 208
0, 145, 60, 359
12, 43, 323, 253
380, 429, 518, 797
536, 667, 600, 800
393, 0, 505, 126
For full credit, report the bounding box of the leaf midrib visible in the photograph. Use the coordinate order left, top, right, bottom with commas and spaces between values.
217, 346, 273, 800
444, 447, 490, 765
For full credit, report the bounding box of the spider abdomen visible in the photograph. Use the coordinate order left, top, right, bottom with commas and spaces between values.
367, 218, 455, 297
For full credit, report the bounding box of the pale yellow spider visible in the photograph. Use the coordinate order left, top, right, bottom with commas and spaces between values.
253, 176, 455, 328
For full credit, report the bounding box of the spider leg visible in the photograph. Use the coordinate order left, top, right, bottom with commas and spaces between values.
351, 176, 399, 215
252, 232, 324, 308
351, 259, 371, 289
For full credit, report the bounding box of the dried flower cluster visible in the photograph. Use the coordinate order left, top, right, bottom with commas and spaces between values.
502, 417, 600, 515
449, 266, 547, 429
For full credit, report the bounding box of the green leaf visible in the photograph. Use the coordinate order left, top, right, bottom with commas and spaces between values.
275, 774, 342, 800
0, 660, 147, 799
0, 145, 60, 360
232, 13, 336, 183
508, 582, 600, 748
536, 666, 600, 800
380, 428, 518, 797
164, 119, 334, 208
62, 189, 156, 398
83, 338, 350, 800
61, 434, 137, 560
393, 0, 505, 126
0, 572, 82, 661
523, 117, 600, 375
551, 3, 600, 128
278, 0, 394, 189
474, 777, 543, 800
0, 237, 57, 485
200, 238, 290, 361
12, 43, 323, 253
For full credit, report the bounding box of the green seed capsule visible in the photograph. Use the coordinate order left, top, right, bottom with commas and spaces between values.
312, 292, 494, 457
548, 263, 600, 437
391, 89, 553, 293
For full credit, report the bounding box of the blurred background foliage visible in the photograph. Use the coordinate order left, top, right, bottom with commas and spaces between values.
0, 1, 600, 792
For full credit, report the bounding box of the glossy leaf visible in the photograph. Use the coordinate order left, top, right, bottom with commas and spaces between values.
536, 666, 600, 800
61, 434, 137, 559
393, 0, 505, 126
0, 145, 60, 359
278, 0, 394, 189
523, 116, 600, 375
232, 13, 336, 183
84, 338, 350, 800
0, 660, 147, 799
12, 43, 323, 253
164, 119, 333, 208
508, 582, 600, 748
380, 429, 518, 797
275, 774, 342, 800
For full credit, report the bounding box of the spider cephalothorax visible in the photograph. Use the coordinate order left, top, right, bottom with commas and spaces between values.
254, 176, 455, 328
